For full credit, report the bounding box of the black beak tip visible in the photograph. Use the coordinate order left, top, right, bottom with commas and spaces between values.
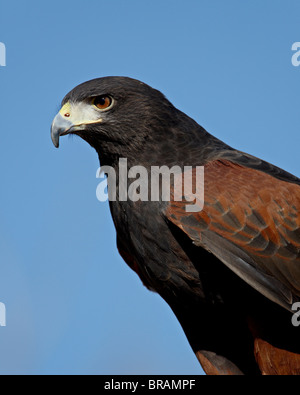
51, 130, 60, 149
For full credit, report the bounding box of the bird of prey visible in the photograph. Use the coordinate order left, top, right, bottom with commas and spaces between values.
51, 77, 300, 375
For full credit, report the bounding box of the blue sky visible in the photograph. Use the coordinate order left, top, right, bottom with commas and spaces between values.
0, 0, 299, 375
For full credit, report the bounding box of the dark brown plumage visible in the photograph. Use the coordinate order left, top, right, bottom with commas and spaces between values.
51, 77, 300, 375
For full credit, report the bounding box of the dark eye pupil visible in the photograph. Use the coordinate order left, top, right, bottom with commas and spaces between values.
98, 97, 106, 106
94, 96, 111, 109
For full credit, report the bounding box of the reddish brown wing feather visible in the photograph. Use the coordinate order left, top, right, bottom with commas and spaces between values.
166, 159, 300, 375
254, 339, 300, 375
167, 159, 300, 301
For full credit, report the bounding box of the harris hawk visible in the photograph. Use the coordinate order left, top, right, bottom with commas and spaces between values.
51, 77, 300, 375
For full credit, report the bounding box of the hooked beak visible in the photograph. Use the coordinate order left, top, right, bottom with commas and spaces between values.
51, 100, 104, 148
51, 113, 77, 148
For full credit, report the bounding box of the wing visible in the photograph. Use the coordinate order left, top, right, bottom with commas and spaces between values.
164, 159, 300, 311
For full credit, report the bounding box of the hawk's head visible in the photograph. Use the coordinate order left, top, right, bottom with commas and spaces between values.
51, 77, 190, 163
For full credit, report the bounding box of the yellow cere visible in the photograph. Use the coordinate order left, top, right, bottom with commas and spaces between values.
59, 102, 72, 117
58, 101, 103, 126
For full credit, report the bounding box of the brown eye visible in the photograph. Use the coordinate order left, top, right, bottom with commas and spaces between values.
93, 96, 113, 110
